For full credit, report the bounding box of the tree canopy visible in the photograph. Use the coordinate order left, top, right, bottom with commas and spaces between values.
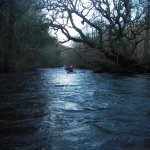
0, 0, 149, 72
0, 0, 56, 72
44, 0, 150, 65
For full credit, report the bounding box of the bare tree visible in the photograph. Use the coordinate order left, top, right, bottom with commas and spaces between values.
44, 0, 149, 65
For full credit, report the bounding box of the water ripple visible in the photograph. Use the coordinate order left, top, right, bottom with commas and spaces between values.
0, 68, 150, 150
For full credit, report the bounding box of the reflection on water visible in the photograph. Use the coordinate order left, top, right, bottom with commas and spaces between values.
0, 68, 150, 150
52, 101, 81, 111
55, 73, 77, 85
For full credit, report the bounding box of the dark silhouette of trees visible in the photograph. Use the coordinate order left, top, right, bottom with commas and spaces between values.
0, 0, 56, 72
143, 0, 150, 63
0, 0, 149, 72
44, 0, 150, 67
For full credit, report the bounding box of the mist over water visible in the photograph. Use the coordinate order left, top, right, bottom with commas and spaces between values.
0, 68, 150, 150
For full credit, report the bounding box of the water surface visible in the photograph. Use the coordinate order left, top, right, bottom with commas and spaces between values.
0, 68, 150, 150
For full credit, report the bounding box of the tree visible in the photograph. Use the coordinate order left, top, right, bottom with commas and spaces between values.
0, 0, 56, 72
44, 0, 149, 66
143, 0, 150, 62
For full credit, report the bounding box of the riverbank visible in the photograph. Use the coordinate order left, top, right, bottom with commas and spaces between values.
93, 63, 150, 74
0, 44, 150, 74
51, 45, 150, 74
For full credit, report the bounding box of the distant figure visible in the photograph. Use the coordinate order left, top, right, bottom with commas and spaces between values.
64, 65, 74, 73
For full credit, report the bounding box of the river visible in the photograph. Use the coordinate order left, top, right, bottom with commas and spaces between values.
0, 68, 150, 150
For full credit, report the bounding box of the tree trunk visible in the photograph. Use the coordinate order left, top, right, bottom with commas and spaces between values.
4, 0, 15, 72
143, 2, 150, 62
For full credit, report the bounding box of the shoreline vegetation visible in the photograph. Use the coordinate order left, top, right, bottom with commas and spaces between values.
51, 44, 150, 74
0, 0, 149, 74
0, 42, 150, 74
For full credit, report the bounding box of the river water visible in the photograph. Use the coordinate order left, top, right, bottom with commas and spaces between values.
0, 68, 150, 150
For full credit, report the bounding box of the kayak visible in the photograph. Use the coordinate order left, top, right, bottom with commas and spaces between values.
67, 71, 76, 74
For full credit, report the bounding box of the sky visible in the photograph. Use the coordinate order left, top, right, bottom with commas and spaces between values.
50, 14, 85, 47
47, 0, 146, 47
46, 0, 93, 47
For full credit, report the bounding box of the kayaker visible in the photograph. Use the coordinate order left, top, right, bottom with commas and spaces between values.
64, 65, 74, 72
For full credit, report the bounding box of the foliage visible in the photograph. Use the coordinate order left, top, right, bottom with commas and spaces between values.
43, 0, 150, 66
0, 0, 57, 72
